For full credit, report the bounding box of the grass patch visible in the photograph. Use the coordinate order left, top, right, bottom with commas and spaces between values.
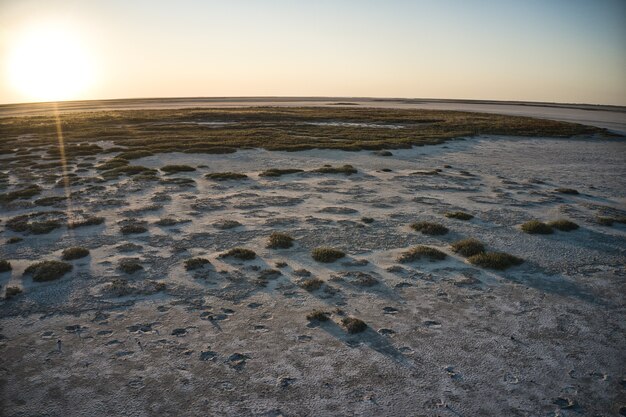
397, 245, 447, 263
267, 232, 294, 249
410, 221, 449, 235
259, 168, 303, 177
205, 172, 248, 181
520, 220, 553, 234
160, 164, 196, 174
116, 150, 154, 160
67, 216, 105, 229
0, 260, 12, 272
314, 164, 357, 175
155, 217, 191, 226
306, 310, 330, 322
299, 278, 324, 291
5, 286, 22, 299
118, 258, 143, 274
24, 260, 72, 282
361, 217, 375, 224
6, 213, 64, 235
34, 196, 68, 206
311, 247, 346, 263
0, 185, 42, 203
184, 257, 211, 271
467, 252, 523, 270
120, 224, 148, 234
342, 317, 367, 334
548, 219, 579, 231
450, 238, 485, 257
219, 247, 256, 260
445, 211, 473, 220
555, 188, 579, 195
62, 247, 90, 260
101, 165, 158, 179
213, 219, 242, 229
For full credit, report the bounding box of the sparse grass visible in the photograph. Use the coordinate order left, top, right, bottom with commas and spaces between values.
445, 211, 473, 220
67, 216, 105, 229
311, 247, 346, 263
0, 260, 12, 272
410, 221, 449, 235
267, 232, 294, 249
314, 165, 357, 175
62, 247, 90, 260
259, 168, 303, 177
342, 317, 367, 334
205, 172, 248, 181
467, 252, 524, 270
299, 278, 324, 291
24, 260, 72, 282
555, 188, 579, 195
5, 286, 22, 298
397, 245, 447, 263
548, 219, 579, 231
520, 220, 553, 234
450, 238, 485, 257
118, 258, 143, 274
160, 164, 196, 174
184, 257, 211, 271
306, 310, 330, 322
219, 247, 256, 260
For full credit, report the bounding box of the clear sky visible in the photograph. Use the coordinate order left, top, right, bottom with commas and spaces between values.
1, 0, 625, 105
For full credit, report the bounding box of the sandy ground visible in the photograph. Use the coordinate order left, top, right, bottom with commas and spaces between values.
1, 134, 625, 416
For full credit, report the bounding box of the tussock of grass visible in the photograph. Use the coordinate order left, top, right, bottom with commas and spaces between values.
361, 217, 375, 224
450, 238, 485, 257
160, 164, 196, 174
116, 150, 154, 160
0, 185, 42, 202
342, 317, 367, 334
267, 232, 294, 249
220, 247, 256, 260
555, 188, 579, 195
306, 310, 330, 322
314, 164, 357, 175
0, 260, 12, 272
34, 196, 67, 206
259, 168, 303, 177
213, 219, 242, 229
7, 213, 64, 235
520, 220, 553, 234
397, 245, 447, 263
597, 216, 614, 226
95, 158, 129, 171
410, 221, 449, 235
467, 252, 523, 270
445, 211, 473, 220
299, 278, 324, 291
62, 247, 90, 260
24, 260, 72, 282
5, 286, 22, 299
155, 217, 191, 226
548, 219, 579, 231
184, 257, 211, 271
118, 258, 143, 274
311, 247, 345, 263
120, 224, 148, 234
101, 165, 158, 179
205, 172, 248, 181
67, 216, 105, 229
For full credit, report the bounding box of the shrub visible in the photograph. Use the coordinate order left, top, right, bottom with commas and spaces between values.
24, 260, 72, 282
160, 164, 196, 174
118, 258, 143, 274
450, 238, 485, 257
314, 165, 357, 175
306, 310, 330, 322
205, 172, 248, 181
397, 246, 447, 263
259, 168, 303, 177
267, 232, 294, 249
0, 185, 42, 202
467, 252, 523, 270
62, 247, 90, 260
101, 166, 157, 179
220, 248, 256, 260
342, 317, 367, 334
555, 188, 579, 195
300, 278, 324, 291
116, 150, 154, 160
312, 247, 345, 263
120, 224, 148, 234
5, 286, 22, 299
410, 221, 449, 235
520, 220, 553, 234
548, 219, 579, 231
184, 257, 211, 271
67, 216, 105, 229
0, 260, 12, 272
445, 211, 473, 220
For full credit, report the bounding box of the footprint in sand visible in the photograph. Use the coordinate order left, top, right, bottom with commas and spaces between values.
297, 335, 312, 342
199, 350, 218, 361
247, 302, 262, 309
227, 353, 250, 370
383, 307, 399, 315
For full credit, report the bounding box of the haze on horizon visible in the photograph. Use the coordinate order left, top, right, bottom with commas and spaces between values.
1, 0, 625, 106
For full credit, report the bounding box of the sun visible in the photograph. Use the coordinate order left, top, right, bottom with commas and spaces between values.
6, 23, 96, 102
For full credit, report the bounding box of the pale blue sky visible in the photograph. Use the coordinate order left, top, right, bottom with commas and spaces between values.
1, 0, 625, 104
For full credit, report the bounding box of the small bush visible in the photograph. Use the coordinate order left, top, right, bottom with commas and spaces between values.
300, 278, 324, 291
361, 217, 375, 224
306, 310, 330, 322
160, 164, 196, 174
450, 238, 485, 257
410, 221, 449, 235
205, 172, 248, 181
467, 252, 523, 270
314, 165, 357, 175
5, 286, 22, 299
312, 247, 345, 263
0, 260, 12, 272
259, 168, 303, 177
397, 246, 447, 263
220, 248, 256, 260
555, 188, 579, 195
24, 260, 72, 282
342, 317, 367, 334
118, 258, 143, 274
120, 224, 148, 234
67, 216, 105, 229
520, 220, 553, 234
445, 211, 473, 220
62, 247, 90, 260
548, 219, 579, 231
185, 257, 211, 271
267, 232, 294, 249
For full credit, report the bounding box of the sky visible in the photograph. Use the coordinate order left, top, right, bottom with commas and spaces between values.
0, 0, 625, 105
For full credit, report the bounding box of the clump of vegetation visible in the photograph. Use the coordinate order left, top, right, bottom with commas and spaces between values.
267, 232, 294, 249
107, 278, 135, 297
445, 211, 473, 220
597, 216, 614, 226
306, 310, 330, 322
520, 220, 553, 234
467, 252, 523, 270
34, 196, 68, 206
259, 168, 303, 177
6, 237, 23, 244
120, 224, 148, 234
275, 261, 288, 268
342, 317, 367, 334
0, 185, 42, 203
311, 247, 346, 263
118, 258, 143, 274
0, 260, 12, 272
299, 278, 324, 291
62, 247, 90, 260
555, 188, 579, 195
160, 164, 197, 174
450, 238, 485, 257
101, 165, 158, 180
5, 286, 22, 299
155, 217, 191, 226
6, 212, 64, 235
220, 248, 256, 260
95, 158, 129, 171
184, 257, 211, 271
212, 219, 242, 229
410, 221, 449, 235
548, 219, 579, 231
205, 172, 248, 181
314, 165, 357, 175
24, 260, 73, 282
397, 246, 447, 263
116, 150, 154, 160
361, 217, 375, 224
67, 216, 105, 229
